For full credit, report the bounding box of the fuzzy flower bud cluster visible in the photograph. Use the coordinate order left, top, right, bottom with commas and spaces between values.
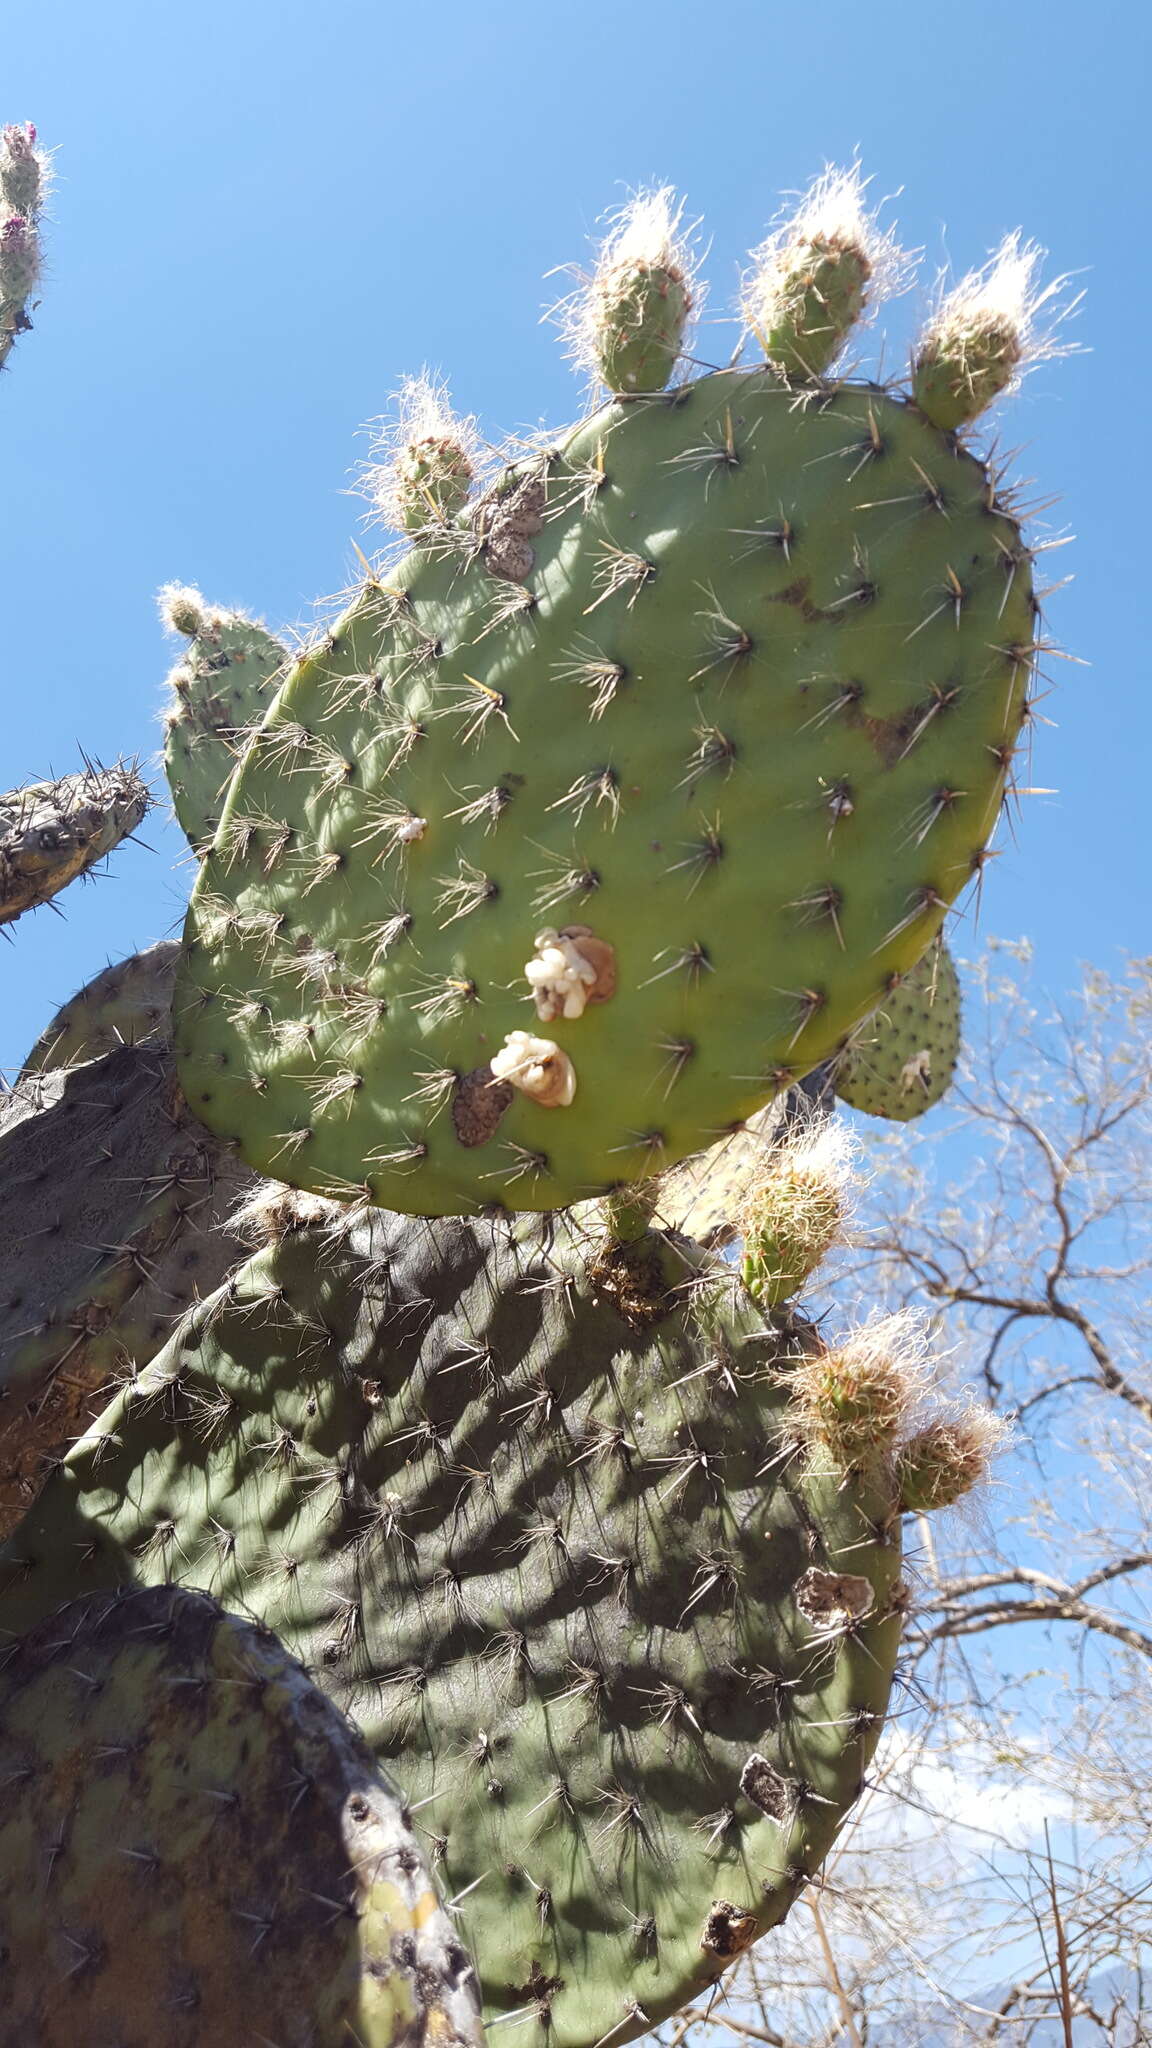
738, 1117, 855, 1308
742, 164, 911, 381
912, 233, 1072, 431
562, 186, 700, 396
157, 583, 216, 640
361, 375, 479, 534
894, 1407, 1011, 1512
786, 1304, 1010, 1516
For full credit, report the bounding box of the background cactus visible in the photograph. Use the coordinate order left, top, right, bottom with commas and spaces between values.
0, 1183, 1002, 2048
171, 177, 1042, 1217
0, 1583, 486, 2047
0, 764, 151, 929
0, 122, 47, 373
835, 938, 961, 1121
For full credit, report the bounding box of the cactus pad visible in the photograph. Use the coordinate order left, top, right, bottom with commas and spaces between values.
835, 940, 961, 1121
0, 1042, 253, 1536
0, 1583, 485, 2047
174, 360, 1035, 1213
0, 764, 150, 927
0, 1205, 907, 2048
22, 941, 180, 1072
160, 594, 289, 848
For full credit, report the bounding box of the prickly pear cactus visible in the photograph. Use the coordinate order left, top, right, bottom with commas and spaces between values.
0, 764, 150, 927
0, 1583, 485, 2048
22, 941, 180, 1072
835, 939, 961, 1120
159, 586, 290, 849
172, 173, 1047, 1216
0, 1200, 925, 2048
0, 1040, 254, 1536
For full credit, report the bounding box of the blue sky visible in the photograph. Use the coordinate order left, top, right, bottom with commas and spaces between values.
3, 0, 1147, 1067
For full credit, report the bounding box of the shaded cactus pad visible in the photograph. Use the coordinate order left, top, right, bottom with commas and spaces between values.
174, 366, 1035, 1213
22, 941, 180, 1072
835, 940, 961, 1120
0, 1584, 485, 2048
0, 764, 149, 927
0, 1206, 905, 2048
0, 1042, 252, 1537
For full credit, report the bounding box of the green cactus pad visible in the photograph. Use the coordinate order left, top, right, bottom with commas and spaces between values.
0, 1583, 485, 2048
0, 1041, 253, 1537
161, 599, 289, 848
22, 941, 180, 1072
0, 1205, 906, 2048
834, 940, 961, 1121
174, 364, 1034, 1215
0, 763, 150, 927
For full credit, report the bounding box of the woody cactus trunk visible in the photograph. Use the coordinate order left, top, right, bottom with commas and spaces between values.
0, 147, 1062, 2047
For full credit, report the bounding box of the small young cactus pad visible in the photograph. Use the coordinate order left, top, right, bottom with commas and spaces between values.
0, 1584, 485, 2048
567, 187, 698, 394
173, 192, 1041, 1212
835, 939, 961, 1121
0, 764, 150, 927
0, 1203, 915, 2048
